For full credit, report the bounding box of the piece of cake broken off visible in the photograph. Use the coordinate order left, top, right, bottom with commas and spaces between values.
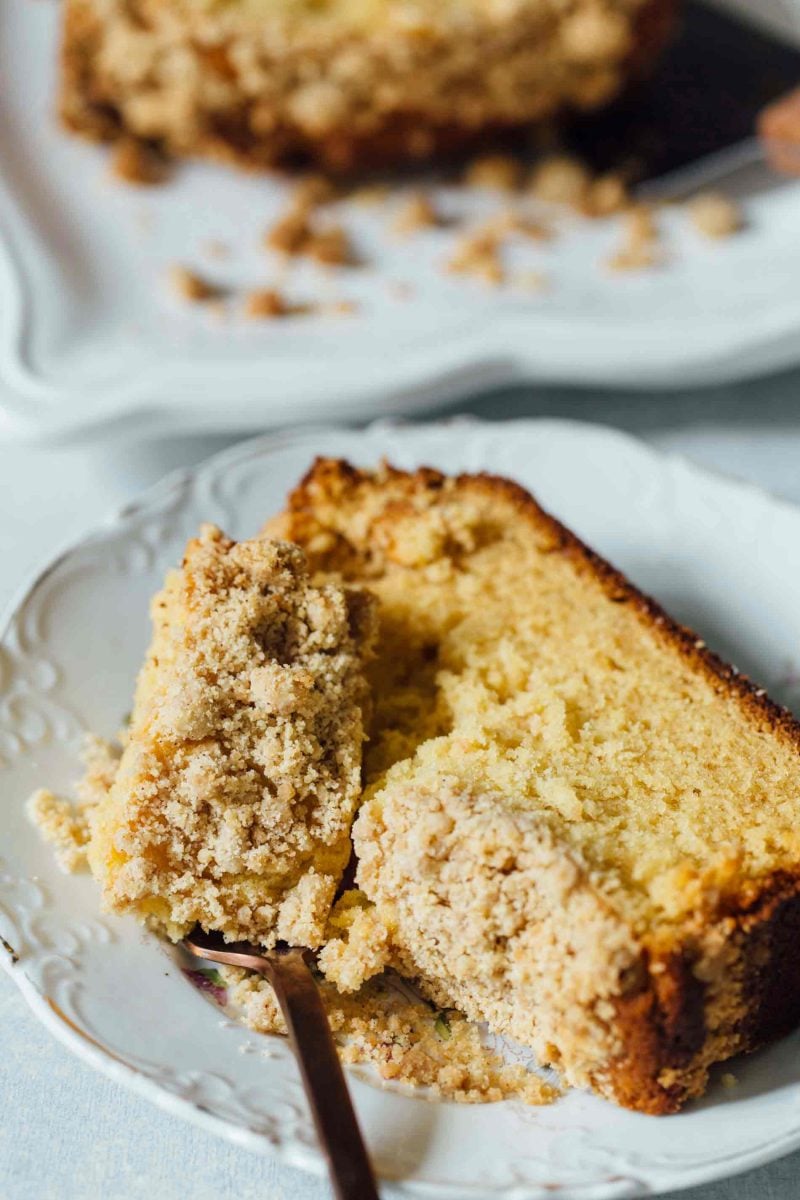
87, 525, 375, 945
28, 735, 121, 872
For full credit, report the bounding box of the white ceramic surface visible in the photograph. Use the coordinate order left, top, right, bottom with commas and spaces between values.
3, 4, 800, 440
4, 418, 800, 1198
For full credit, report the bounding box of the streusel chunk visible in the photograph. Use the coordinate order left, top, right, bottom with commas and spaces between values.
87, 525, 375, 945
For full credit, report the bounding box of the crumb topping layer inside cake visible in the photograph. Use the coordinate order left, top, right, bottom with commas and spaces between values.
86, 524, 375, 944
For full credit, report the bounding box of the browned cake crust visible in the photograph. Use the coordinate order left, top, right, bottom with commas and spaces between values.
59, 0, 678, 172
272, 458, 800, 1114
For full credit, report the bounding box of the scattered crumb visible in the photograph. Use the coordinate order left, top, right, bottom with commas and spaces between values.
528, 157, 628, 217
308, 225, 355, 266
264, 204, 314, 256
605, 204, 662, 271
391, 192, 440, 236
721, 1072, 738, 1088
515, 217, 553, 243
225, 966, 559, 1107
605, 243, 661, 272
243, 288, 288, 319
464, 154, 521, 192
336, 987, 558, 1105
135, 143, 742, 323
293, 173, 337, 209
444, 208, 550, 285
581, 172, 629, 218
167, 264, 222, 303
623, 203, 659, 246
146, 152, 740, 322
446, 227, 504, 285
348, 183, 391, 207
481, 208, 552, 242
27, 736, 119, 873
265, 204, 356, 265
27, 789, 90, 872
109, 137, 167, 186
687, 192, 743, 239
529, 155, 591, 207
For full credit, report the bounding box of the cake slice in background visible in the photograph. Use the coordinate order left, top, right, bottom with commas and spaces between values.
270, 459, 800, 1113
60, 0, 677, 172
86, 524, 375, 945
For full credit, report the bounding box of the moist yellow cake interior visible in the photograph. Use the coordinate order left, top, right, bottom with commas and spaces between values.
271, 468, 800, 932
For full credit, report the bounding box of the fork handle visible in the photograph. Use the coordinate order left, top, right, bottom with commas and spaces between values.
258, 950, 380, 1200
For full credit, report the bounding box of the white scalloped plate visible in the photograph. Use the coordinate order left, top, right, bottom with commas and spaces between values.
4, 418, 800, 1198
4, 4, 800, 439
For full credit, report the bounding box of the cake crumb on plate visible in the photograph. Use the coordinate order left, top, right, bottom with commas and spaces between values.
391, 192, 440, 236
265, 204, 356, 266
167, 265, 222, 303
445, 226, 505, 285
464, 154, 522, 193
528, 155, 591, 207
109, 137, 167, 186
243, 288, 289, 319
27, 789, 91, 872
687, 192, 743, 239
225, 965, 559, 1107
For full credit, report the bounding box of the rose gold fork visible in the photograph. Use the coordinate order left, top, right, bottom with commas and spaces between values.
183, 927, 379, 1200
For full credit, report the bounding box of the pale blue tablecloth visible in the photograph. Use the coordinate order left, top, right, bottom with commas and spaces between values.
3, 372, 800, 1199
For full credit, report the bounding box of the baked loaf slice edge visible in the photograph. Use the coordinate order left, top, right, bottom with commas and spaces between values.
59, 0, 678, 172
269, 458, 800, 1114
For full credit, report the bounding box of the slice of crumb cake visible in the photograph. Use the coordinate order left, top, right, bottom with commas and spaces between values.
60, 0, 676, 173
87, 524, 375, 946
269, 459, 800, 1114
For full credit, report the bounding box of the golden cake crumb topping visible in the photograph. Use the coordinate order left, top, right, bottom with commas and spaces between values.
687, 192, 743, 239
168, 264, 221, 302
85, 525, 376, 944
